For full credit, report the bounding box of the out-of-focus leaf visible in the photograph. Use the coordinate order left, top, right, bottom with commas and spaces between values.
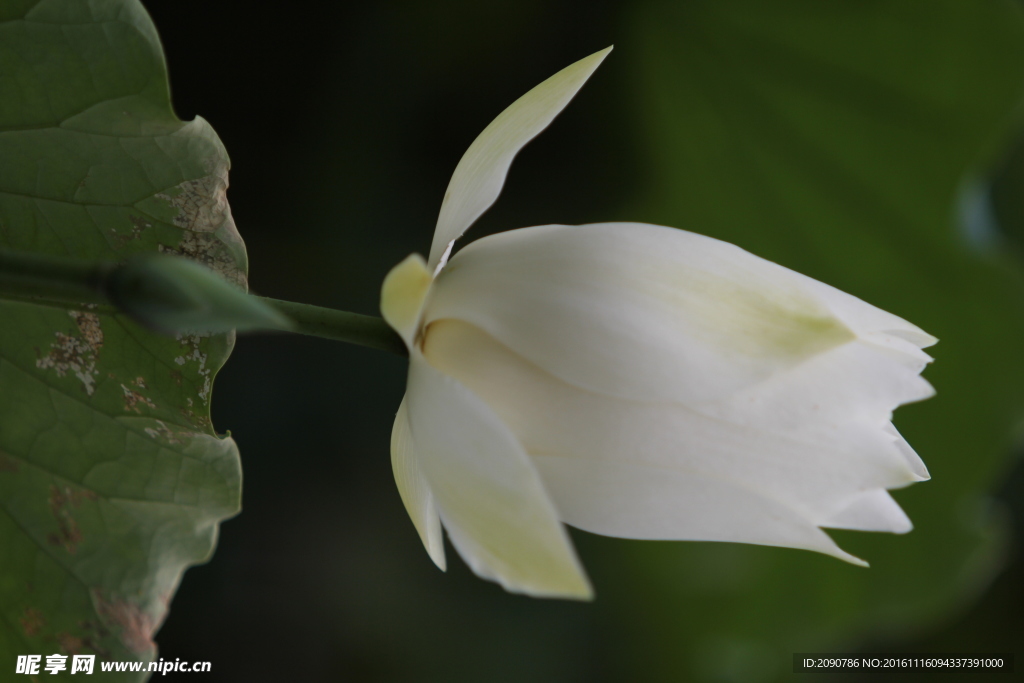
0, 0, 242, 677
586, 1, 1024, 680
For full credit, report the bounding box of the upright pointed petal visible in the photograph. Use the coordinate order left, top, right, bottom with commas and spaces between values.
429, 222, 857, 404
391, 397, 446, 570
404, 353, 592, 599
428, 47, 613, 269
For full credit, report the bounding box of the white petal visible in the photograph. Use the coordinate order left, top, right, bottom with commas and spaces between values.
532, 455, 866, 565
823, 490, 912, 533
429, 223, 858, 404
422, 320, 925, 564
428, 48, 612, 269
800, 276, 938, 351
885, 422, 930, 482
391, 397, 446, 570
404, 352, 592, 599
702, 339, 935, 451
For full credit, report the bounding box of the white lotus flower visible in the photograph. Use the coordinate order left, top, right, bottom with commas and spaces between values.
381, 47, 936, 600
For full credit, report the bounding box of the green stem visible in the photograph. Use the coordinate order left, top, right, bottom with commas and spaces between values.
256, 297, 406, 357
0, 247, 407, 357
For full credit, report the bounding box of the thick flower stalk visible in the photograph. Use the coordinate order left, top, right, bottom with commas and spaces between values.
381, 47, 936, 600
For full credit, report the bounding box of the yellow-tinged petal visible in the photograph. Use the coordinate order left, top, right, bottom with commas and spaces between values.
428, 47, 613, 269
404, 352, 592, 599
381, 253, 433, 346
798, 275, 938, 351
391, 397, 446, 569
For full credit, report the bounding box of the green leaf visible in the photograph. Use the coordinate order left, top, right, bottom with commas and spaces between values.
589, 1, 1024, 680
0, 0, 242, 677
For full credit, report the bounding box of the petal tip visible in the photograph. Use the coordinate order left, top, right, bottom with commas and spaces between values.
429, 540, 448, 572
916, 378, 937, 402
830, 545, 870, 567
505, 573, 594, 601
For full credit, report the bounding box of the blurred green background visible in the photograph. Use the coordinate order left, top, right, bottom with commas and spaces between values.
142, 1, 1024, 680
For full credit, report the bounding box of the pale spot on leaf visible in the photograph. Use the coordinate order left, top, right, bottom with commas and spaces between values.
35, 312, 104, 396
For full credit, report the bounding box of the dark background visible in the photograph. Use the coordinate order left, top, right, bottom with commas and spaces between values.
141, 1, 1024, 681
